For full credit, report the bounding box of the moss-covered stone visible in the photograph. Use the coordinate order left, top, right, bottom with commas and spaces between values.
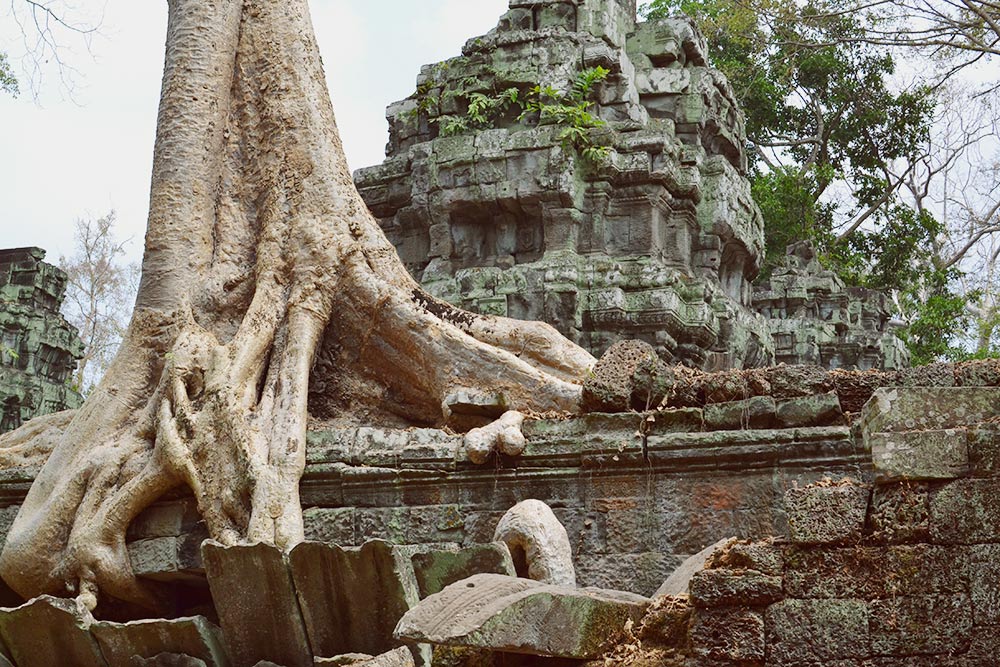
0, 247, 83, 434
869, 594, 972, 657
765, 599, 869, 664
785, 481, 870, 545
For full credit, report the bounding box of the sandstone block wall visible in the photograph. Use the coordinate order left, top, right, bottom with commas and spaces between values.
672, 446, 1000, 666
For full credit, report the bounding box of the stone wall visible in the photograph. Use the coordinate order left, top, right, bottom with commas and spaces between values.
0, 365, 997, 662
356, 0, 774, 370
0, 248, 82, 434
2, 363, 993, 601
663, 395, 1000, 666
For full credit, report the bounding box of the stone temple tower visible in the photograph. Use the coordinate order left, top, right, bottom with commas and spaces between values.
356, 0, 774, 370
0, 247, 83, 433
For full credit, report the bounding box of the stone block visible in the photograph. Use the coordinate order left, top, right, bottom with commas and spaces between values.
653, 537, 732, 598
288, 540, 419, 661
91, 616, 228, 667
0, 595, 106, 667
784, 544, 966, 600
969, 544, 1000, 624
202, 542, 312, 667
871, 430, 969, 482
775, 392, 843, 428
930, 478, 1000, 544
785, 481, 870, 545
767, 365, 830, 399
869, 594, 972, 656
128, 530, 207, 582
575, 552, 683, 597
968, 423, 1000, 477
955, 358, 1000, 386
411, 542, 515, 598
898, 362, 956, 387
394, 573, 650, 660
708, 539, 784, 575
303, 507, 356, 545
582, 340, 675, 412
688, 569, 782, 608
127, 500, 202, 541
703, 397, 775, 430
861, 387, 1000, 434
689, 607, 764, 662
868, 483, 929, 544
765, 599, 869, 664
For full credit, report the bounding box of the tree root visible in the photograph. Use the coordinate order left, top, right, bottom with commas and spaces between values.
0, 0, 594, 613
465, 411, 527, 464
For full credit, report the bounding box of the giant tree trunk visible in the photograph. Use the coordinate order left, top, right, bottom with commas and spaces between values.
0, 0, 593, 612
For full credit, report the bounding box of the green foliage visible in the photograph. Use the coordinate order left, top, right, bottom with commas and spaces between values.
752, 165, 837, 274
413, 65, 613, 162
642, 0, 933, 226
518, 66, 612, 162
897, 272, 973, 366
0, 345, 18, 364
0, 52, 18, 97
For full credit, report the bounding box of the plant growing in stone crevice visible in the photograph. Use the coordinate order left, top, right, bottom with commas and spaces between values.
518, 66, 613, 164
417, 65, 614, 164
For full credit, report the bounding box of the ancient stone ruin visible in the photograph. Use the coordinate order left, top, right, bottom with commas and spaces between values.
0, 0, 989, 665
355, 1, 910, 374
0, 248, 82, 434
356, 0, 774, 371
753, 241, 910, 370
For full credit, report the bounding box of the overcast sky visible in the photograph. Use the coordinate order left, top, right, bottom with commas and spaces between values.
0, 0, 509, 264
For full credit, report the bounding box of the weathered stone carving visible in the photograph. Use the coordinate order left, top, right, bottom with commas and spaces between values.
356, 0, 774, 370
0, 247, 83, 434
753, 242, 910, 370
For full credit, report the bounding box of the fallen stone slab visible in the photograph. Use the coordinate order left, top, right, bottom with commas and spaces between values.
0, 595, 106, 666
653, 537, 734, 599
313, 655, 372, 666
360, 648, 414, 667
314, 647, 414, 667
394, 573, 650, 659
288, 540, 419, 660
202, 542, 312, 667
91, 615, 229, 667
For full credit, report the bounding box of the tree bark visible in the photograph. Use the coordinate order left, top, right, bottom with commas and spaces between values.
0, 0, 593, 612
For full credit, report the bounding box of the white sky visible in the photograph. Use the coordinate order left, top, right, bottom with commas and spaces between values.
0, 0, 509, 264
